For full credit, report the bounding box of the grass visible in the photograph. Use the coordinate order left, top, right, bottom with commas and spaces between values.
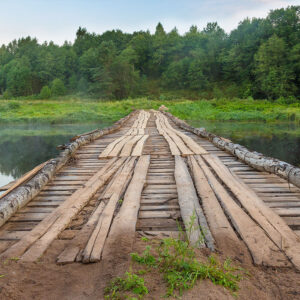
105, 219, 247, 299
104, 237, 246, 299
0, 97, 299, 124
104, 271, 148, 299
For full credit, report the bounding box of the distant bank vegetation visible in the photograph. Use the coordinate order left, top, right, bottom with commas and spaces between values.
0, 6, 299, 102
0, 98, 299, 124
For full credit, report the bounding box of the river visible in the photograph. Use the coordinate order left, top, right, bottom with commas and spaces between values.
0, 120, 299, 188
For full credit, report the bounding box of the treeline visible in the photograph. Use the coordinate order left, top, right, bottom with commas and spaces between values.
0, 6, 299, 100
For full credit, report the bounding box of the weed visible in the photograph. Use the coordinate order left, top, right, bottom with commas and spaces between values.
9, 257, 20, 261
0, 274, 5, 278
104, 272, 148, 299
131, 245, 157, 268
130, 237, 245, 298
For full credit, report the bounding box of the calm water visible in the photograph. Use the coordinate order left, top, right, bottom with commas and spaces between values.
0, 122, 111, 188
188, 120, 300, 167
0, 120, 299, 189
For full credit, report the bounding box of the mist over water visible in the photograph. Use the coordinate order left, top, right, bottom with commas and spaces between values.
0, 120, 299, 189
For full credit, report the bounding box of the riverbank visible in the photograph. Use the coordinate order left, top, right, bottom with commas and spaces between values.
0, 98, 299, 123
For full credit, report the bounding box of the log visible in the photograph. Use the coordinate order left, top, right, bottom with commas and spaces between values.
163, 111, 300, 189
187, 155, 240, 255
107, 135, 134, 158
0, 110, 136, 228
202, 154, 300, 269
159, 113, 208, 155
82, 157, 136, 263
98, 135, 130, 159
0, 181, 15, 191
156, 115, 193, 156
131, 135, 149, 156
0, 161, 49, 200
101, 155, 150, 262
0, 157, 123, 261
174, 155, 207, 248
195, 155, 290, 267
56, 201, 106, 264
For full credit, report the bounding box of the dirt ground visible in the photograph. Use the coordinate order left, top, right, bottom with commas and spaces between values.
1, 235, 300, 300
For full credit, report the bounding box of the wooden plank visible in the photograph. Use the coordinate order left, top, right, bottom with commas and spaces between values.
107, 135, 133, 158
101, 155, 150, 263
195, 155, 289, 267
0, 160, 49, 200
174, 155, 210, 248
98, 135, 129, 159
187, 155, 241, 256
202, 154, 300, 269
157, 116, 193, 156
0, 180, 15, 191
82, 157, 136, 263
56, 201, 106, 264
131, 135, 149, 156
0, 157, 122, 261
120, 135, 143, 157
162, 115, 208, 155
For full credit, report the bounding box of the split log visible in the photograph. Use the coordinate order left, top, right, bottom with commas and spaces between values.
163, 111, 300, 189
0, 181, 15, 191
0, 110, 136, 228
0, 157, 123, 261
0, 160, 49, 200
156, 115, 193, 156
101, 155, 150, 262
159, 113, 207, 155
174, 155, 209, 248
56, 201, 106, 265
195, 155, 290, 267
82, 157, 137, 263
203, 154, 300, 269
131, 135, 149, 156
107, 135, 134, 158
187, 155, 240, 256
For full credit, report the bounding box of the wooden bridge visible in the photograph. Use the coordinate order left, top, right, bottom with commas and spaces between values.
0, 110, 300, 270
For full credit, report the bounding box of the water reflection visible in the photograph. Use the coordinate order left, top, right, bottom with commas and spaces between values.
188, 120, 300, 167
1, 120, 299, 188
0, 122, 112, 187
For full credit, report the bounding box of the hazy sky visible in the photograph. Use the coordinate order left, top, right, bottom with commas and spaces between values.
0, 0, 298, 45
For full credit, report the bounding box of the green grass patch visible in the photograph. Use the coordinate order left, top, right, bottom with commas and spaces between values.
104, 271, 148, 299
105, 236, 247, 299
0, 98, 299, 124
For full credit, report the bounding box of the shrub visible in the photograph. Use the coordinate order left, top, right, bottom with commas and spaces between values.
3, 90, 12, 99
39, 86, 52, 99
8, 101, 20, 110
51, 78, 66, 96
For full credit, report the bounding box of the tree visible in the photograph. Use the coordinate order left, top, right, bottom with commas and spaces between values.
39, 85, 51, 99
254, 35, 296, 99
51, 78, 66, 96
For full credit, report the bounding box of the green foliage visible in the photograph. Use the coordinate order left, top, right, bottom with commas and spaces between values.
254, 35, 296, 99
39, 86, 51, 99
3, 90, 12, 99
0, 6, 299, 100
130, 236, 245, 298
104, 272, 148, 299
51, 78, 66, 96
0, 98, 299, 124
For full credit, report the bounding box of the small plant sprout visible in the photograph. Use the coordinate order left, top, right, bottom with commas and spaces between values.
104, 272, 148, 299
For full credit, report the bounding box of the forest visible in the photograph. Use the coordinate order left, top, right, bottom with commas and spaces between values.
0, 6, 299, 101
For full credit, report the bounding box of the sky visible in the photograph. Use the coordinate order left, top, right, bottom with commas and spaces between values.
0, 0, 298, 45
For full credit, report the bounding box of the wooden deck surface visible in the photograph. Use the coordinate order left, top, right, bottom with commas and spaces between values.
0, 110, 300, 269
